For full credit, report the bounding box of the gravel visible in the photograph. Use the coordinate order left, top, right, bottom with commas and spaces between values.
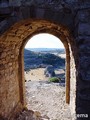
25, 81, 71, 120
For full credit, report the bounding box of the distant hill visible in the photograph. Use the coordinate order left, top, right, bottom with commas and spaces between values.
24, 49, 65, 70
26, 48, 65, 53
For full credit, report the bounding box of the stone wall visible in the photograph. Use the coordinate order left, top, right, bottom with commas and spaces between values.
70, 46, 77, 119
0, 0, 90, 120
75, 9, 90, 119
0, 40, 23, 119
0, 0, 77, 35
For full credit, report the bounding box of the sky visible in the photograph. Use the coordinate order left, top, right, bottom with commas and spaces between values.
25, 33, 64, 48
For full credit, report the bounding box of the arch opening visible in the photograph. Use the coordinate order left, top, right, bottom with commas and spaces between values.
23, 33, 70, 119
20, 30, 70, 104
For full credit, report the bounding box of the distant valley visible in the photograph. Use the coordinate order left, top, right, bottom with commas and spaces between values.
24, 48, 65, 70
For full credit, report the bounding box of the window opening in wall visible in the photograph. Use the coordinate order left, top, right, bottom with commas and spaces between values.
24, 33, 71, 119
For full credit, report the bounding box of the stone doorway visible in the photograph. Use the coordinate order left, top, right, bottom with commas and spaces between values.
0, 19, 76, 119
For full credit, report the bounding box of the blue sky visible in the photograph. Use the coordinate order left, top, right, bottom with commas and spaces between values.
25, 33, 64, 48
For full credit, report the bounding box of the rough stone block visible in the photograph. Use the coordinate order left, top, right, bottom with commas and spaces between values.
9, 0, 21, 6
76, 36, 90, 54
76, 9, 90, 23
78, 56, 90, 81
0, 64, 5, 70
78, 23, 90, 35
36, 8, 45, 18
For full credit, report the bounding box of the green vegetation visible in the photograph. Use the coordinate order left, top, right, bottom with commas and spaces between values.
48, 77, 61, 83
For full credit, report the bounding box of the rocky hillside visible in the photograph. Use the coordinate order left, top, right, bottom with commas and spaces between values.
24, 49, 65, 70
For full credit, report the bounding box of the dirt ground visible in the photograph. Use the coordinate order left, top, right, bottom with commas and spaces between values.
24, 68, 65, 81
24, 68, 71, 120
25, 68, 48, 81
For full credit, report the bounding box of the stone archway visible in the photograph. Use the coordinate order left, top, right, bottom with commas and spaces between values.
0, 19, 77, 119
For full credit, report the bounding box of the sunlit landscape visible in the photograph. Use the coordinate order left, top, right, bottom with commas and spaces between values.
23, 34, 71, 120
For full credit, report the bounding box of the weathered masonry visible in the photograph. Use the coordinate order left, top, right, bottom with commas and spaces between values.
0, 1, 90, 120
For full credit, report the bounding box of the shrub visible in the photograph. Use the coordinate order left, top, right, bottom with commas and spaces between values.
48, 77, 61, 83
